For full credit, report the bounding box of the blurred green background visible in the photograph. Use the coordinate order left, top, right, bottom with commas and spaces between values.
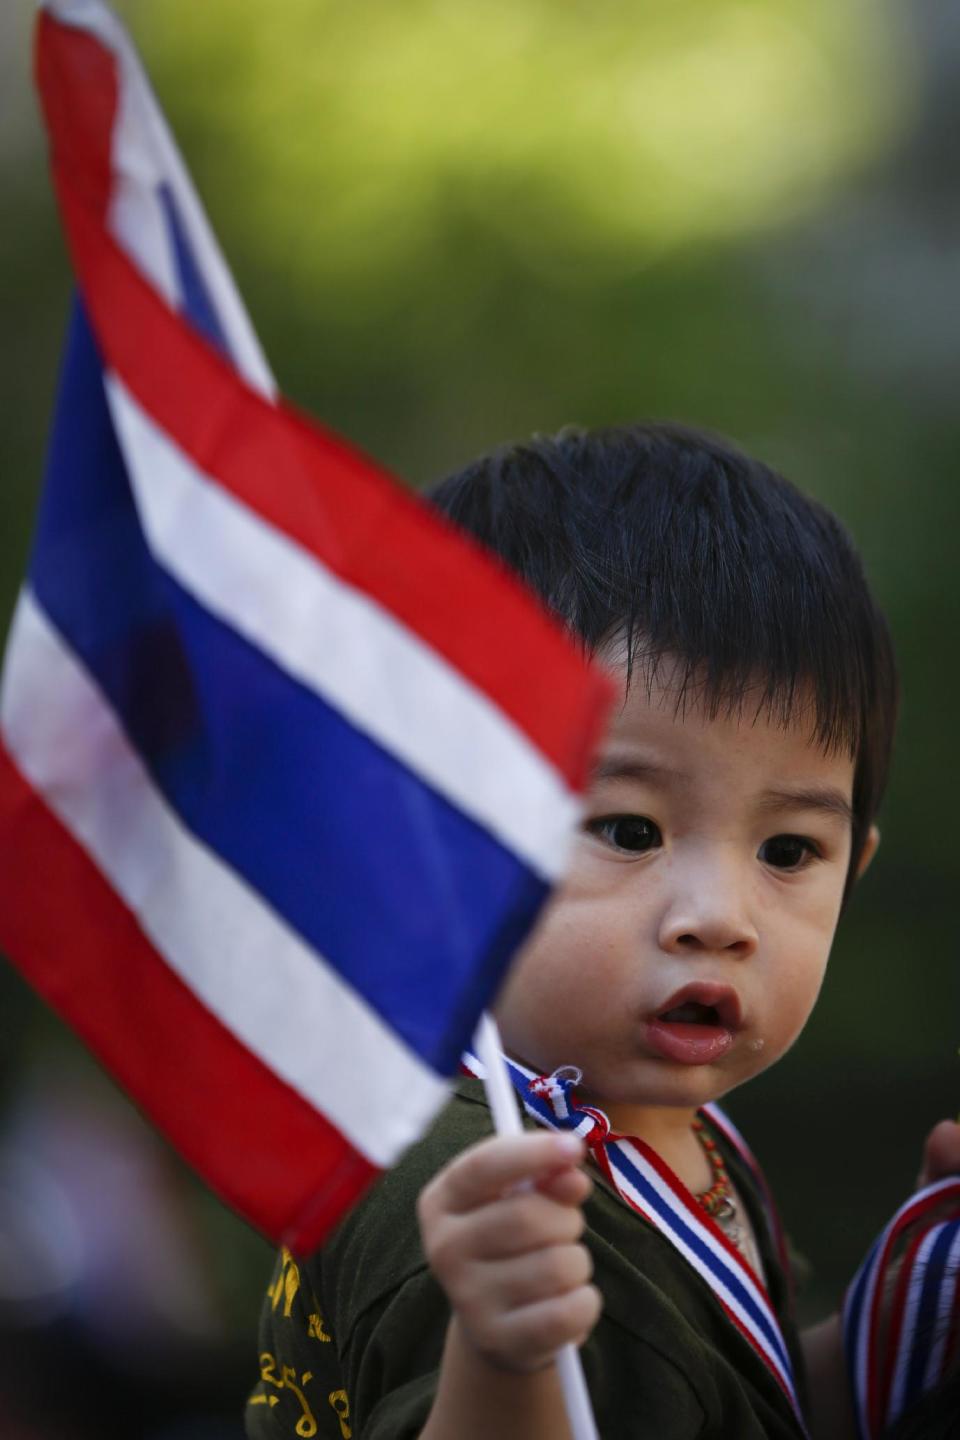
1, 0, 959, 1431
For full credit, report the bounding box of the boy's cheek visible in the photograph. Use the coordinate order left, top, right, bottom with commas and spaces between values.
756, 956, 831, 1066
490, 915, 555, 1019
492, 901, 605, 1028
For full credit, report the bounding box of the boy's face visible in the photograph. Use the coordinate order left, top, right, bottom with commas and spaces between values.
495, 654, 867, 1126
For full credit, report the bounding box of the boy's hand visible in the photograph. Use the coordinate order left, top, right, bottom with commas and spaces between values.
417, 1132, 602, 1374
916, 1118, 960, 1188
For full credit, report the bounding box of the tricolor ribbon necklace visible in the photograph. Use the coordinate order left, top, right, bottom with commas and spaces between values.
843, 1174, 960, 1439
461, 1049, 808, 1435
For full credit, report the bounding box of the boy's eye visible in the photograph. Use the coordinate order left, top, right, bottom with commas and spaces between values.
758, 834, 819, 871
588, 815, 662, 854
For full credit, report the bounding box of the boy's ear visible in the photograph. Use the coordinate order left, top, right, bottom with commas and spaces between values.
855, 824, 881, 879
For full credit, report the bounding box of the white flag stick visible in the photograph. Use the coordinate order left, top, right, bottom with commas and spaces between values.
474, 1011, 600, 1440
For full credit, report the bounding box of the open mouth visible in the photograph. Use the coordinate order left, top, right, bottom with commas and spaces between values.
658, 1001, 722, 1027
644, 986, 740, 1063
653, 984, 742, 1031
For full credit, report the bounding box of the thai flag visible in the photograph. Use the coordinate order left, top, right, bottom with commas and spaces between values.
0, 0, 610, 1252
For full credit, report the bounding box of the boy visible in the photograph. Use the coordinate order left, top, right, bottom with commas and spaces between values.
247, 424, 958, 1439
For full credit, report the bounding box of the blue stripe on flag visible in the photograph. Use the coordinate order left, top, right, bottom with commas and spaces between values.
29, 299, 547, 1076
157, 183, 232, 360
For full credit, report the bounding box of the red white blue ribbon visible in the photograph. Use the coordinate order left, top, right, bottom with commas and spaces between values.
461, 1051, 807, 1433
843, 1176, 960, 1439
700, 1100, 794, 1294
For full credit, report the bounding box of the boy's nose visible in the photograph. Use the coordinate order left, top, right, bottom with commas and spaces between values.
657, 875, 758, 959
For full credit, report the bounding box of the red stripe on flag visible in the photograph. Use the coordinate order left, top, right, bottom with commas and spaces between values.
35, 13, 115, 222
0, 739, 377, 1254
35, 14, 613, 793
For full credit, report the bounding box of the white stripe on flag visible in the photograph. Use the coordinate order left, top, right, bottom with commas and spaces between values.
104, 372, 581, 882
45, 0, 276, 399
0, 589, 449, 1167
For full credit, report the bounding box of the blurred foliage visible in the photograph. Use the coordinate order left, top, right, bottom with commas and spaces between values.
124, 0, 903, 268
1, 0, 958, 1406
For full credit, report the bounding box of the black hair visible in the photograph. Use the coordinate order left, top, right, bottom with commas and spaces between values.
429, 423, 898, 892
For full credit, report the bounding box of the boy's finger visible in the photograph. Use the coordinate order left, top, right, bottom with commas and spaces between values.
478, 1241, 594, 1312
460, 1188, 587, 1260
917, 1118, 960, 1188
536, 1165, 593, 1205
440, 1133, 585, 1213
483, 1284, 603, 1371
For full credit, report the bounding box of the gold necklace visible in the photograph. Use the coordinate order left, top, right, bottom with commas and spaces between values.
692, 1118, 744, 1250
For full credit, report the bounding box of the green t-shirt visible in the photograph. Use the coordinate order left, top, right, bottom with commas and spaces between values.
246, 1079, 807, 1439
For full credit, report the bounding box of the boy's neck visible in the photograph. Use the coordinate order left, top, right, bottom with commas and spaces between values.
581, 1094, 710, 1192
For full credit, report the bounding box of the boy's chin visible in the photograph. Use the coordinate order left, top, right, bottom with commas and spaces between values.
605, 1055, 766, 1113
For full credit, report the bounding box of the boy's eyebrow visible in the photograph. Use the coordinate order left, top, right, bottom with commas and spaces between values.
756, 786, 854, 826
590, 757, 680, 785
591, 760, 855, 827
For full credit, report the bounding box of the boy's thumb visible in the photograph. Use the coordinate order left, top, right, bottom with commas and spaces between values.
916, 1118, 960, 1189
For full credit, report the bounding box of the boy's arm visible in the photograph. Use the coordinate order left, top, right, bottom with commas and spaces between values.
421, 1317, 581, 1440
416, 1130, 601, 1440
800, 1314, 855, 1440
